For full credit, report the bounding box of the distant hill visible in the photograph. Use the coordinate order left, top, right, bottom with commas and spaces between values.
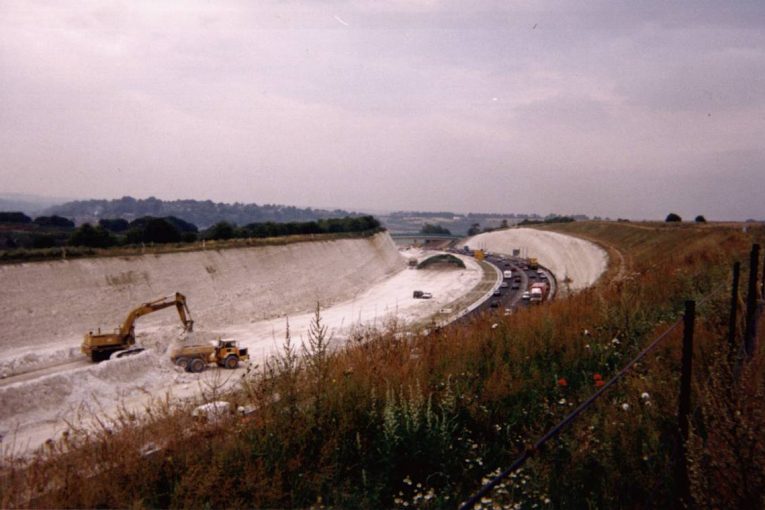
377, 211, 591, 235
45, 196, 358, 228
0, 193, 70, 216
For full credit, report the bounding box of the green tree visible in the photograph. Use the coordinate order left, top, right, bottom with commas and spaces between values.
143, 218, 182, 243
98, 218, 130, 232
467, 223, 481, 236
694, 215, 707, 223
68, 224, 117, 248
420, 223, 451, 235
205, 221, 236, 240
0, 211, 31, 224
33, 215, 75, 228
665, 213, 682, 222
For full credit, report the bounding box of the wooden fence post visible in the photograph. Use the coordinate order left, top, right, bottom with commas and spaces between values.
744, 244, 760, 358
678, 300, 695, 509
728, 262, 740, 358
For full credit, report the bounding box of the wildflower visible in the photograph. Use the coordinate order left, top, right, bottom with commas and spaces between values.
621, 403, 630, 411
492, 323, 499, 329
558, 398, 566, 405
612, 338, 620, 345
403, 476, 412, 486
583, 329, 591, 336
557, 377, 568, 387
595, 380, 605, 388
593, 373, 603, 381
641, 392, 650, 400
584, 343, 591, 349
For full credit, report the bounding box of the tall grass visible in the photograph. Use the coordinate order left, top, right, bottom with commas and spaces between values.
1, 221, 763, 508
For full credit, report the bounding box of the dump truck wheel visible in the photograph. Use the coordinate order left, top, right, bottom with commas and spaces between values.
224, 355, 239, 369
190, 358, 206, 373
175, 357, 190, 370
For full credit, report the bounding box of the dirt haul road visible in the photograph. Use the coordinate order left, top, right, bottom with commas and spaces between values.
0, 233, 484, 454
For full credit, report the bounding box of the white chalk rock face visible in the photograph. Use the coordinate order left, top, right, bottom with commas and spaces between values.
0, 232, 405, 351
466, 228, 607, 291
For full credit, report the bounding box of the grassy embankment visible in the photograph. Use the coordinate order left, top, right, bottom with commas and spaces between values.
1, 221, 764, 509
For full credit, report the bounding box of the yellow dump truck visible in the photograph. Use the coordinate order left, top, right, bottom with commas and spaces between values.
170, 339, 249, 372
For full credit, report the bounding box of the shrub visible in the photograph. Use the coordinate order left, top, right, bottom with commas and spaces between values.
694, 215, 707, 223
665, 213, 682, 222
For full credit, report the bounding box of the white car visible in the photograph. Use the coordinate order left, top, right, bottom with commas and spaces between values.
522, 291, 531, 300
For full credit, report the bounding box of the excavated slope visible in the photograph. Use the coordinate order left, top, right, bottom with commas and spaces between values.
466, 228, 607, 291
0, 232, 405, 350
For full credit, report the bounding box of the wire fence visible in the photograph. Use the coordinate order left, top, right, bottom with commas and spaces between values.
459, 243, 763, 510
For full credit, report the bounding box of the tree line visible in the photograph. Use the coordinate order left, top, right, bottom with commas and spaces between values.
0, 211, 381, 250
45, 196, 355, 228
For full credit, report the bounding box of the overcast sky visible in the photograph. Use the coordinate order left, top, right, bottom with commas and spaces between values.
1, 1, 764, 220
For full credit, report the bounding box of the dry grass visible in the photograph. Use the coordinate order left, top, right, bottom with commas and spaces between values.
1, 221, 763, 508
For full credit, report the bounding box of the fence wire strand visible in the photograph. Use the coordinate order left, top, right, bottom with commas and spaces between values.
459, 281, 731, 510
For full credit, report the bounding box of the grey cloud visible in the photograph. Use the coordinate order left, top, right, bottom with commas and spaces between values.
1, 1, 764, 220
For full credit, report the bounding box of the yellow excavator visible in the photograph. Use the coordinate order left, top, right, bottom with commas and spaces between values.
82, 292, 194, 362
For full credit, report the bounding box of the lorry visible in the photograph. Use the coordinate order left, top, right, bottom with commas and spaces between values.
529, 281, 549, 303
82, 292, 194, 362
503, 270, 513, 279
170, 339, 250, 372
413, 290, 433, 299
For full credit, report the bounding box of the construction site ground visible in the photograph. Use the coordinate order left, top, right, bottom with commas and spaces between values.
0, 229, 606, 455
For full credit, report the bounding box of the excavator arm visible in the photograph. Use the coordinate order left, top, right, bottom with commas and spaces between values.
118, 292, 194, 338
83, 292, 193, 362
